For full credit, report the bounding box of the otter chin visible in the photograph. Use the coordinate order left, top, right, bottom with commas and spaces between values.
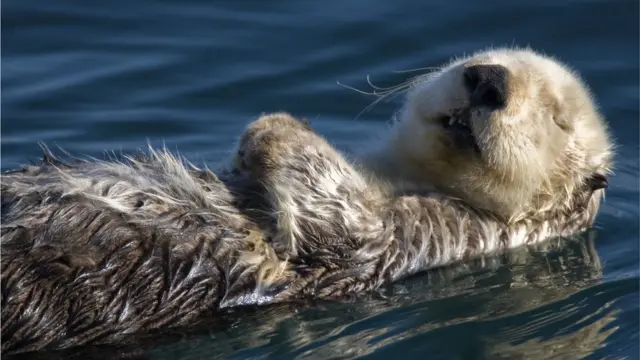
360, 48, 613, 222
1, 47, 613, 354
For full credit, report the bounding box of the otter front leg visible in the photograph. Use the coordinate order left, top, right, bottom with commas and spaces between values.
233, 113, 387, 259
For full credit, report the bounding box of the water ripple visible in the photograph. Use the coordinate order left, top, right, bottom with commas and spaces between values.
2, 0, 638, 358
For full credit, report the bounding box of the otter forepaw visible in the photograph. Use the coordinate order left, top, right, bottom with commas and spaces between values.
232, 112, 313, 177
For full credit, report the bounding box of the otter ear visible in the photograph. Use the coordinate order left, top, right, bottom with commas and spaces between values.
553, 115, 573, 133
544, 88, 574, 133
587, 173, 608, 190
551, 99, 574, 133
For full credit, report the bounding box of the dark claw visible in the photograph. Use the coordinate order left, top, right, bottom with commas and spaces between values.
588, 173, 608, 191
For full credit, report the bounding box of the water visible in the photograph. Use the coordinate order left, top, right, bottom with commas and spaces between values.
2, 0, 638, 358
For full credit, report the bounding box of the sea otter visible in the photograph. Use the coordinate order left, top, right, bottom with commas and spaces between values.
0, 48, 613, 354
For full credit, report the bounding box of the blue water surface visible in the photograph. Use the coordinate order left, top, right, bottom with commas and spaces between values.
2, 0, 639, 359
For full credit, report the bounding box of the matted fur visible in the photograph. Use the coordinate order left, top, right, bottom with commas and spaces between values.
232, 113, 604, 289
2, 118, 603, 354
1, 48, 612, 354
1, 148, 284, 353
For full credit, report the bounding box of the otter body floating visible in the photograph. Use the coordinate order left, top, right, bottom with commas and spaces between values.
1, 48, 613, 354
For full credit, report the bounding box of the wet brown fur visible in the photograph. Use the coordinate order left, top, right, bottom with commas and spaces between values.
1, 120, 604, 354
1, 48, 612, 354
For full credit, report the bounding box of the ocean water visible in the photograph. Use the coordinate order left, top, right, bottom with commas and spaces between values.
2, 0, 639, 359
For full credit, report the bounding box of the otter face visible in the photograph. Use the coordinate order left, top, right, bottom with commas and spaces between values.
392, 48, 613, 221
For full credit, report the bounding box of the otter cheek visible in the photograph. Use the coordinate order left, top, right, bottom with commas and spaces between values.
548, 123, 569, 158
532, 117, 569, 172
485, 110, 547, 180
483, 127, 536, 183
407, 120, 436, 158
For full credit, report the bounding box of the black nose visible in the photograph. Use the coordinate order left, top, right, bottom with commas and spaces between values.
463, 64, 509, 109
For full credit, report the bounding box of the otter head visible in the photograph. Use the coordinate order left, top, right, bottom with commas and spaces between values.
388, 48, 614, 222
